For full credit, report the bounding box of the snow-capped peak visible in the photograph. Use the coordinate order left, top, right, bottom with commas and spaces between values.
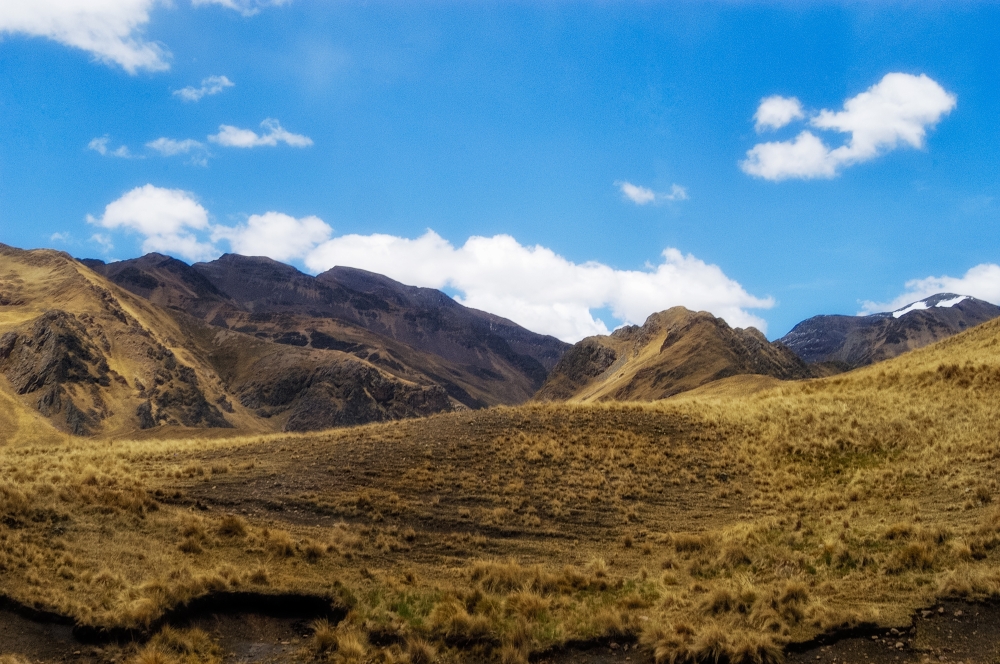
891, 293, 969, 319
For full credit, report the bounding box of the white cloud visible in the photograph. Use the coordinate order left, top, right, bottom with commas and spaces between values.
754, 96, 804, 132
618, 182, 656, 205
80, 192, 770, 341
741, 73, 956, 181
173, 75, 234, 102
741, 131, 836, 181
88, 136, 133, 158
191, 0, 291, 17
0, 0, 169, 73
146, 137, 209, 165
664, 184, 689, 201
86, 184, 217, 262
146, 137, 204, 156
617, 181, 688, 205
859, 263, 1000, 315
50, 232, 69, 242
90, 233, 114, 252
303, 230, 773, 342
88, 136, 109, 155
208, 118, 313, 148
213, 212, 332, 262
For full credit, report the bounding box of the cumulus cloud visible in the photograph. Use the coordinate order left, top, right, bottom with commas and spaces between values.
213, 212, 332, 262
191, 0, 291, 17
208, 118, 313, 148
173, 75, 234, 102
741, 131, 835, 181
81, 192, 770, 341
0, 0, 169, 73
754, 96, 804, 132
302, 230, 772, 342
88, 136, 133, 158
617, 181, 688, 205
741, 73, 956, 181
86, 184, 217, 262
860, 263, 1000, 315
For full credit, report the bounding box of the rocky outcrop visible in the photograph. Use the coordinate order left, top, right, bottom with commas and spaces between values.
0, 310, 231, 434
0, 312, 112, 434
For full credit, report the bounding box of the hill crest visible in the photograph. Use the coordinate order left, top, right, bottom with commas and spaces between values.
535, 306, 811, 402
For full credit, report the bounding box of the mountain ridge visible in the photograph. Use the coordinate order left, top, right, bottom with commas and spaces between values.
85, 252, 569, 410
779, 292, 1000, 368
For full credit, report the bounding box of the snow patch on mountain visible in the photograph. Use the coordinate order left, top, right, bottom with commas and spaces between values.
892, 301, 929, 318
892, 294, 969, 318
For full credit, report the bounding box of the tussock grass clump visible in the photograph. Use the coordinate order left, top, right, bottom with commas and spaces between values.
312, 618, 338, 651
303, 539, 326, 562
216, 514, 247, 538
641, 621, 783, 664
886, 542, 936, 573
247, 565, 270, 585
265, 528, 296, 557
405, 638, 437, 664
129, 626, 221, 664
427, 598, 494, 644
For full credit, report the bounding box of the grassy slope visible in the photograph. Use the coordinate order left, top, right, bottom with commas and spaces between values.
536, 308, 808, 404
3, 315, 1000, 662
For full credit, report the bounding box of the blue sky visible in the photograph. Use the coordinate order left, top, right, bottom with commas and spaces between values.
1, 2, 998, 341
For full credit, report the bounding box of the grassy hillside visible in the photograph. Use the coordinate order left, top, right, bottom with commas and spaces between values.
535, 307, 811, 403
3, 309, 1000, 662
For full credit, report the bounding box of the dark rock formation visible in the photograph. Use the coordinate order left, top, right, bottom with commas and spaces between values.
84, 252, 570, 409
780, 294, 1000, 368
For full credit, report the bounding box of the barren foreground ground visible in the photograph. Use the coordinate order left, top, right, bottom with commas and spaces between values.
5, 317, 1000, 663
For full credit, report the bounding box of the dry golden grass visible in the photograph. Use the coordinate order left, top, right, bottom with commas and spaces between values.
4, 316, 1000, 662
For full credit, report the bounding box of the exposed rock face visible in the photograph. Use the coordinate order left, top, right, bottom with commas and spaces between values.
233, 358, 451, 432
536, 307, 811, 402
0, 310, 231, 433
779, 294, 1000, 368
0, 312, 109, 434
139, 344, 232, 429
533, 340, 618, 401
193, 321, 457, 433
0, 245, 242, 434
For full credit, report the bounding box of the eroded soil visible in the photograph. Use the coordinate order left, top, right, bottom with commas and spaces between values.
785, 600, 1000, 664
6, 599, 1000, 663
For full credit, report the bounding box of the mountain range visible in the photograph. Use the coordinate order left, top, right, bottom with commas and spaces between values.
3, 242, 999, 437
84, 252, 568, 410
0, 245, 565, 436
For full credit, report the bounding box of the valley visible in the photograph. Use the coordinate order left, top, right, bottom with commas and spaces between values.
3, 246, 1000, 663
